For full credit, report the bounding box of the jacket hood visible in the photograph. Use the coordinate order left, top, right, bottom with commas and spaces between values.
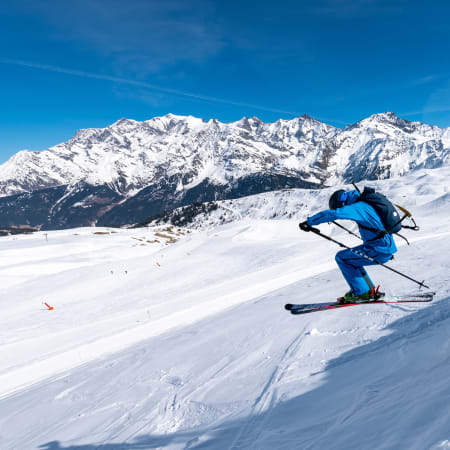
345, 190, 360, 205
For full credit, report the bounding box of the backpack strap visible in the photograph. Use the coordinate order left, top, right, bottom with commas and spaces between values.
394, 232, 410, 245
357, 223, 387, 242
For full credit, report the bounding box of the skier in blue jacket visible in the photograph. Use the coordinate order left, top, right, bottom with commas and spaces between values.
301, 189, 397, 303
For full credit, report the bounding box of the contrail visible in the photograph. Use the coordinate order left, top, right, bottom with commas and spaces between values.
400, 107, 450, 117
0, 57, 306, 117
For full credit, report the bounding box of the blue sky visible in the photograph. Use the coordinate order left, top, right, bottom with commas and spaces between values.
0, 0, 449, 162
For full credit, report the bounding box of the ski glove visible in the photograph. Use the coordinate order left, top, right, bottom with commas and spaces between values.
299, 221, 312, 232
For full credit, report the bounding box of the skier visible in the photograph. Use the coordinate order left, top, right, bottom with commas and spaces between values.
300, 189, 397, 303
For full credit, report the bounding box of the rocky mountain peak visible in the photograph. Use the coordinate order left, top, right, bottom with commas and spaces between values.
0, 112, 447, 229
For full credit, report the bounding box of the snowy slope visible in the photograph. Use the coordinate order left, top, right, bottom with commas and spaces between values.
151, 165, 450, 231
0, 167, 449, 449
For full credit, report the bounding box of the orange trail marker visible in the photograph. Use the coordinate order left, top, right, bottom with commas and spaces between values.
44, 302, 54, 310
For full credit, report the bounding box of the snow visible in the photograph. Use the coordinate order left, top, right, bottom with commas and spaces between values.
0, 167, 449, 449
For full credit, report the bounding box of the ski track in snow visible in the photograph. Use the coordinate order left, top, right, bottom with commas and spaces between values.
230, 328, 306, 449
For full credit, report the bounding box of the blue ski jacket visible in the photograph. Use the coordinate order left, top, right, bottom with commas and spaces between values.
306, 190, 397, 255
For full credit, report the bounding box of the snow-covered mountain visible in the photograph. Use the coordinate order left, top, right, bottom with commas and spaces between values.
0, 113, 336, 197
0, 112, 448, 229
0, 166, 449, 449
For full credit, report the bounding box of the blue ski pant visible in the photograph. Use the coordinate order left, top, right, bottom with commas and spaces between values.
335, 245, 393, 295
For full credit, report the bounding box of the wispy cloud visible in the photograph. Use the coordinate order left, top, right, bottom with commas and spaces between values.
400, 107, 450, 117
313, 72, 449, 110
0, 57, 303, 117
401, 79, 450, 123
408, 74, 446, 87
5, 0, 225, 77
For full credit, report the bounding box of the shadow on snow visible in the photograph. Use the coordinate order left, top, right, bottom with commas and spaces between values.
39, 296, 450, 450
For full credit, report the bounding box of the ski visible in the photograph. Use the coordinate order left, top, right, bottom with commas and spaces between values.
387, 291, 436, 301
285, 292, 435, 315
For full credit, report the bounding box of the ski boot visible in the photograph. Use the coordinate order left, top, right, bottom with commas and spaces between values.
338, 286, 385, 304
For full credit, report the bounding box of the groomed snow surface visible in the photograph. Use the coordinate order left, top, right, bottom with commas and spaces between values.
1, 168, 450, 450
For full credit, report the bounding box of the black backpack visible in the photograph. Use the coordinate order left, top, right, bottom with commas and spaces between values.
356, 186, 417, 242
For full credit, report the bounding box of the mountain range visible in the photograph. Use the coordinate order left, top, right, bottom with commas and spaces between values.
0, 112, 448, 229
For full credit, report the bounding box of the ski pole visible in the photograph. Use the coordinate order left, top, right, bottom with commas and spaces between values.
331, 221, 362, 240
333, 220, 412, 245
302, 225, 430, 289
352, 182, 361, 194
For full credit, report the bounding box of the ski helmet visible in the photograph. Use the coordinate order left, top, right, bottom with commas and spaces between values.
329, 190, 347, 209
